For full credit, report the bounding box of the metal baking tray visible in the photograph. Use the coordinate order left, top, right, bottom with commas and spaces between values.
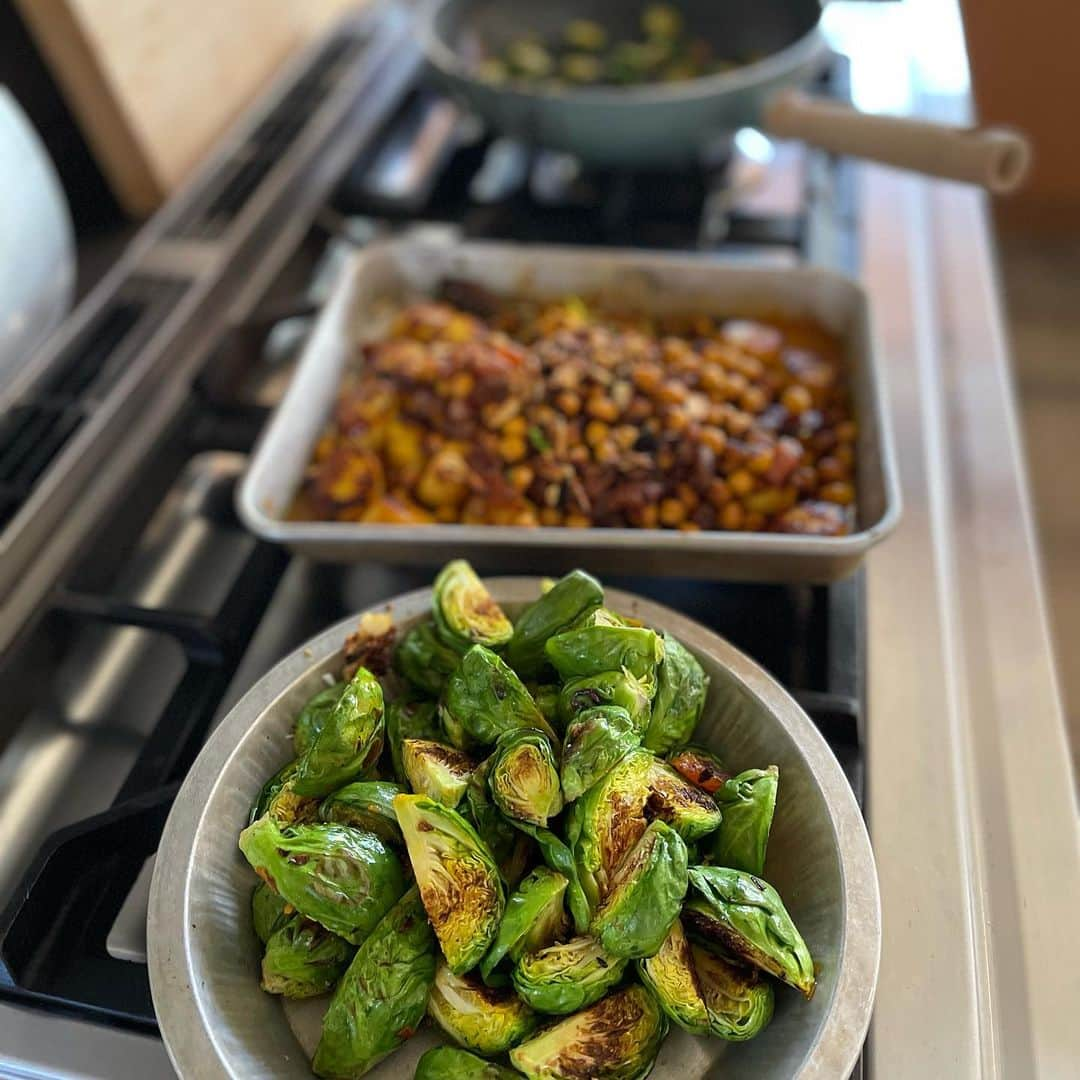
148, 580, 879, 1078
237, 241, 901, 582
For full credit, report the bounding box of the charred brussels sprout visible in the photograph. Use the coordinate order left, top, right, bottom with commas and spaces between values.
558, 669, 652, 735
415, 1046, 519, 1080
510, 984, 667, 1080
252, 881, 290, 945
403, 738, 475, 807
645, 757, 723, 841
488, 728, 563, 826
394, 794, 504, 973
433, 560, 513, 652
293, 666, 384, 797
480, 867, 569, 983
637, 918, 709, 1034
566, 748, 653, 909
686, 865, 815, 998
441, 646, 556, 749
505, 570, 603, 677
465, 755, 530, 885
692, 942, 775, 1041
545, 625, 663, 686
293, 681, 346, 758
312, 887, 435, 1079
238, 817, 405, 944
260, 915, 353, 999
590, 819, 688, 959
643, 633, 709, 754
667, 744, 729, 794
561, 705, 641, 802
395, 621, 461, 698
710, 766, 779, 875
386, 698, 440, 783
318, 780, 404, 846
511, 935, 627, 1015
250, 758, 302, 825
428, 958, 538, 1056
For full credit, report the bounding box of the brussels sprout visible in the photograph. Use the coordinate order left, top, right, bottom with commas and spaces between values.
643, 2, 683, 40
395, 621, 461, 698
252, 881, 290, 945
415, 1046, 519, 1080
264, 778, 320, 828
637, 918, 709, 1034
294, 681, 346, 757
545, 625, 663, 687
692, 942, 775, 1041
565, 748, 653, 909
573, 606, 628, 629
480, 867, 569, 983
403, 738, 475, 807
512, 935, 627, 1015
643, 633, 708, 754
558, 669, 652, 735
512, 821, 592, 935
260, 914, 354, 999
505, 37, 554, 79
318, 780, 405, 846
394, 794, 504, 973
249, 758, 301, 825
527, 683, 562, 733
312, 887, 435, 1079
505, 570, 603, 677
510, 985, 667, 1080
561, 706, 641, 802
710, 766, 779, 875
293, 666, 385, 797
386, 698, 441, 782
441, 646, 557, 749
488, 728, 563, 827
464, 755, 531, 885
238, 817, 405, 945
667, 744, 729, 794
428, 958, 538, 1056
685, 865, 815, 998
564, 18, 607, 51
433, 560, 513, 652
590, 819, 688, 959
645, 758, 723, 842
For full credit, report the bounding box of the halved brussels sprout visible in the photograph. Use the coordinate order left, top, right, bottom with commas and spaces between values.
415, 1046, 519, 1080
667, 744, 729, 794
488, 728, 563, 826
643, 633, 709, 754
238, 817, 405, 944
318, 780, 404, 846
480, 866, 569, 983
558, 669, 653, 735
512, 935, 627, 1015
395, 621, 461, 698
441, 646, 557, 749
312, 887, 435, 1079
561, 706, 641, 802
293, 666, 384, 797
512, 820, 592, 935
545, 625, 663, 686
260, 914, 354, 999
566, 748, 653, 909
709, 766, 779, 875
505, 569, 603, 677
249, 758, 301, 825
386, 697, 440, 782
509, 984, 667, 1080
403, 738, 475, 807
428, 958, 538, 1056
590, 819, 688, 959
293, 681, 346, 757
692, 942, 775, 1041
433, 560, 514, 651
637, 917, 709, 1034
645, 757, 723, 841
252, 881, 290, 945
394, 794, 504, 973
527, 683, 562, 733
685, 865, 815, 998
464, 755, 530, 886
573, 606, 628, 629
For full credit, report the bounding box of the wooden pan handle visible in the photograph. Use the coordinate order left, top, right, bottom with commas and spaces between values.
762, 90, 1031, 194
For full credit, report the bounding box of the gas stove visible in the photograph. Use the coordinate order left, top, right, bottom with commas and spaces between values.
0, 2, 1074, 1078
